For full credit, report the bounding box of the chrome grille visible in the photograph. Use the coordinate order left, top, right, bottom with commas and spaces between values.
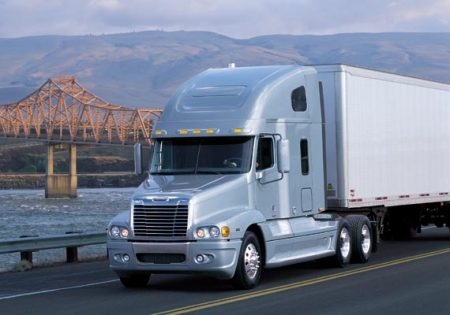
133, 204, 188, 237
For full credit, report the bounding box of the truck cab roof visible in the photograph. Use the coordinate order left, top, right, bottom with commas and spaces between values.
153, 65, 320, 138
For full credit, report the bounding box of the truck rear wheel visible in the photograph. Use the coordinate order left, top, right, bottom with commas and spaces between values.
330, 219, 352, 267
347, 215, 372, 263
232, 231, 262, 289
119, 273, 151, 288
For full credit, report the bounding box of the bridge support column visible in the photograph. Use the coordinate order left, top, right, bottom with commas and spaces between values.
45, 143, 78, 198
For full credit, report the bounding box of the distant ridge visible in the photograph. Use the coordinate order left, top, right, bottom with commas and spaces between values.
1, 31, 450, 107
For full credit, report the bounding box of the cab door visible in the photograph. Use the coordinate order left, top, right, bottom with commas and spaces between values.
254, 135, 282, 219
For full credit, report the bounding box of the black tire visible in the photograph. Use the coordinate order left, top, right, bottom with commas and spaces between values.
232, 231, 262, 290
119, 273, 151, 288
347, 215, 372, 263
330, 219, 352, 267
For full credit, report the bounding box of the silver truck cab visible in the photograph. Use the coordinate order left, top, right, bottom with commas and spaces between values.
107, 65, 362, 289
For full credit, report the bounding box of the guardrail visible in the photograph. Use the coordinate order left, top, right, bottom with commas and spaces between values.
0, 232, 106, 265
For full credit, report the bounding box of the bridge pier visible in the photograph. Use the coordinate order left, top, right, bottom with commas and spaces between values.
45, 143, 78, 198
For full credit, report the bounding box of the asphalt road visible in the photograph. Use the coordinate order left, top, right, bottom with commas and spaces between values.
1, 226, 450, 315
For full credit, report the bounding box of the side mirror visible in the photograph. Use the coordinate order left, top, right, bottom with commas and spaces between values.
134, 143, 143, 175
277, 139, 290, 173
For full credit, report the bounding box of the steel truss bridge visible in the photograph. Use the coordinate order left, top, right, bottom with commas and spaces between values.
0, 76, 163, 198
0, 76, 162, 146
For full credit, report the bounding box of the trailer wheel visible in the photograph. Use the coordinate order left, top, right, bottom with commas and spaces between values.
232, 231, 262, 289
347, 215, 372, 263
119, 273, 151, 288
330, 219, 352, 267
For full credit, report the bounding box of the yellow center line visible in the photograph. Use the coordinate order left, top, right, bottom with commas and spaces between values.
152, 247, 450, 315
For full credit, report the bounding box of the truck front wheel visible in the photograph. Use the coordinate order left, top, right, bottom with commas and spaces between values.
232, 231, 262, 289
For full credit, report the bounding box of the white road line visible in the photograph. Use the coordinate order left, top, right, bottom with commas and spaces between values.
0, 279, 118, 300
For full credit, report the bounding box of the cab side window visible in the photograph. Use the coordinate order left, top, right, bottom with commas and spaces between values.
291, 86, 307, 111
256, 137, 274, 171
300, 139, 309, 175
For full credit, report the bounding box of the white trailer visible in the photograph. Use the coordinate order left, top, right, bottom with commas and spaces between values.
319, 65, 450, 236
107, 64, 450, 289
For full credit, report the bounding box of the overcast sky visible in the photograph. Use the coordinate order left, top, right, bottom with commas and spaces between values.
1, 0, 450, 39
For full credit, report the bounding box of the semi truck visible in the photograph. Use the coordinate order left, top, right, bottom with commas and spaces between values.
107, 64, 450, 289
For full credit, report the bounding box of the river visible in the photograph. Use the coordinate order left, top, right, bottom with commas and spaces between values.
0, 187, 135, 272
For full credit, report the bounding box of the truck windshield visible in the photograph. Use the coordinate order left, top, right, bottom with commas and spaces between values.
150, 136, 254, 175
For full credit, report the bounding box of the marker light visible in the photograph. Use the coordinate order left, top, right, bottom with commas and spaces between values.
221, 226, 230, 238
154, 129, 167, 136
177, 128, 219, 135
232, 128, 251, 134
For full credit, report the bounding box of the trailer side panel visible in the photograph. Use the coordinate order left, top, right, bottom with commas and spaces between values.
319, 65, 450, 208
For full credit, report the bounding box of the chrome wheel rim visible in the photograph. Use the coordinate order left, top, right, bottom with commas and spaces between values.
340, 227, 351, 259
244, 243, 260, 279
361, 224, 372, 254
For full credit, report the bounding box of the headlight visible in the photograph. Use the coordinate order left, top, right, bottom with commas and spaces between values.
195, 226, 230, 239
196, 228, 206, 239
109, 225, 129, 239
209, 226, 220, 238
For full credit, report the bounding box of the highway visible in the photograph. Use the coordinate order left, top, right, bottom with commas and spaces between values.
1, 226, 450, 315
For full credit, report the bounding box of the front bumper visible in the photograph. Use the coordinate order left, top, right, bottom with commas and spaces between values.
108, 238, 241, 279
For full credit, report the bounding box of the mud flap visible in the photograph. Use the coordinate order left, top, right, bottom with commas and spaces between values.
370, 221, 378, 253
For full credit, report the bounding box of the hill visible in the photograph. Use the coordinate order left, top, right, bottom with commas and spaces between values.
1, 31, 450, 107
